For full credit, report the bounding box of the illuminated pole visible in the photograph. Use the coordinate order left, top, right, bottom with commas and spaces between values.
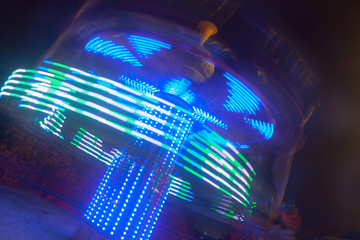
82, 93, 193, 239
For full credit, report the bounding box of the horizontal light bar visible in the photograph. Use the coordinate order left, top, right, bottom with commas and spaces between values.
179, 155, 248, 206
4, 79, 186, 146
43, 60, 193, 119
189, 140, 250, 191
182, 165, 247, 207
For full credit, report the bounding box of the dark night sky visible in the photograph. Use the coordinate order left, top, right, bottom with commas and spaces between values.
267, 0, 360, 236
1, 0, 360, 237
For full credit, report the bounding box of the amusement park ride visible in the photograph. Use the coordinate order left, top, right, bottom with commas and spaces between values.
0, 0, 319, 239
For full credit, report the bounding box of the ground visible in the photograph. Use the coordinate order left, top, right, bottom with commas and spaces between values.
0, 185, 80, 240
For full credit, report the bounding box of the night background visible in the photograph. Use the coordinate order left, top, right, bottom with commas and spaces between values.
1, 0, 360, 239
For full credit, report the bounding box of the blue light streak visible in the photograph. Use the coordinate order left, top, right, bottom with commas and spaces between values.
235, 144, 250, 149
126, 34, 171, 59
192, 107, 228, 129
244, 118, 274, 140
223, 72, 262, 115
162, 77, 197, 104
163, 77, 191, 96
197, 129, 229, 147
85, 36, 143, 67
119, 75, 159, 95
179, 90, 196, 104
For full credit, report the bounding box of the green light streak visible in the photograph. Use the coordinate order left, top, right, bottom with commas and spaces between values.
169, 175, 190, 185
194, 133, 253, 182
6, 71, 189, 137
168, 188, 192, 198
3, 82, 185, 147
48, 117, 63, 128
39, 121, 64, 139
226, 141, 256, 175
39, 63, 192, 124
0, 90, 65, 112
18, 104, 52, 115
171, 179, 191, 189
41, 120, 60, 133
50, 61, 71, 70
71, 129, 113, 165
16, 93, 173, 152
169, 184, 192, 193
33, 85, 168, 137
76, 130, 103, 154
189, 141, 250, 192
79, 127, 101, 141
77, 130, 102, 147
70, 141, 110, 165
75, 138, 103, 157
183, 166, 203, 179
213, 203, 235, 214
45, 60, 193, 116
181, 154, 249, 205
210, 207, 238, 219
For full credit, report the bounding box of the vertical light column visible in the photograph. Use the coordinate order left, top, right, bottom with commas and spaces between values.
84, 96, 193, 239
85, 157, 155, 238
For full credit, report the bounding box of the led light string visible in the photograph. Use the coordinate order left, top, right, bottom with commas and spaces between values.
168, 176, 194, 202
5, 77, 180, 141
223, 72, 262, 115
181, 147, 249, 204
193, 133, 253, 181
189, 139, 251, 189
2, 81, 182, 153
2, 78, 256, 207
42, 60, 193, 117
